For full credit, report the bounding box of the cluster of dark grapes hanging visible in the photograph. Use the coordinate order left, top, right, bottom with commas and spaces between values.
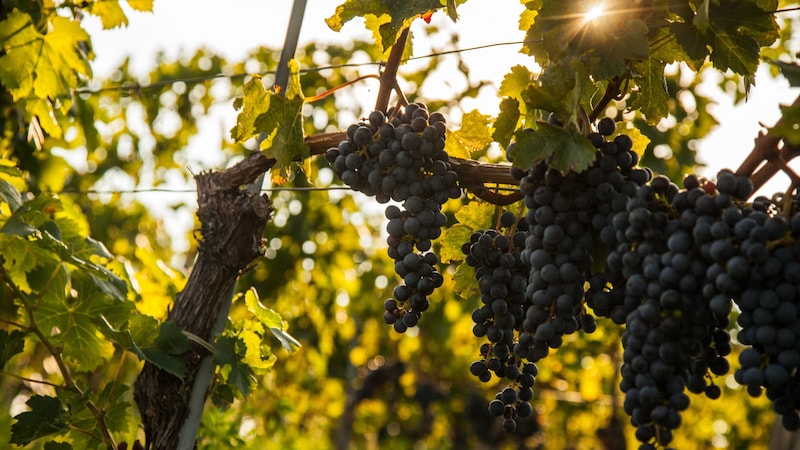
327, 103, 461, 332
330, 107, 800, 448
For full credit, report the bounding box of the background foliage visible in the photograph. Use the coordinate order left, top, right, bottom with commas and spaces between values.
2, 0, 800, 449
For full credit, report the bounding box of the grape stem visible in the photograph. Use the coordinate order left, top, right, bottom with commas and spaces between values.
375, 27, 410, 113
588, 77, 623, 123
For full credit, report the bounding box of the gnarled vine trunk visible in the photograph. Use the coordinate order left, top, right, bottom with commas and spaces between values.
134, 152, 275, 450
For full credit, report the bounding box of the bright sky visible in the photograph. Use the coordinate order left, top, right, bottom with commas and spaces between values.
79, 0, 800, 252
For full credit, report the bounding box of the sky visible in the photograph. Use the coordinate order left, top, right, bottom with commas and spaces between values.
79, 0, 800, 250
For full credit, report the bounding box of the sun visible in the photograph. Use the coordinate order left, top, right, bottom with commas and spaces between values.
584, 4, 604, 22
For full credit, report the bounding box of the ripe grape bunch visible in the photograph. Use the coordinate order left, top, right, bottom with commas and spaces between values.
516, 117, 650, 361
462, 210, 537, 432
326, 103, 461, 332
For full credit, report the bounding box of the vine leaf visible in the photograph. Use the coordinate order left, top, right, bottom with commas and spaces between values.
768, 59, 800, 87
230, 68, 308, 183
454, 200, 495, 230
498, 65, 533, 100
326, 0, 462, 52
244, 288, 301, 353
89, 1, 129, 29
512, 123, 595, 173
445, 110, 493, 158
101, 315, 189, 379
10, 395, 69, 445
630, 59, 669, 124
439, 224, 472, 263
0, 178, 22, 212
453, 263, 475, 298
0, 329, 26, 370
0, 11, 92, 103
214, 335, 256, 397
127, 0, 155, 11
44, 442, 72, 450
493, 97, 521, 149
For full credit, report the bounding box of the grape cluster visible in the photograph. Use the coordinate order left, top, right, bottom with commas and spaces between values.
730, 194, 800, 430
590, 169, 762, 448
326, 103, 461, 332
517, 118, 649, 361
462, 210, 537, 432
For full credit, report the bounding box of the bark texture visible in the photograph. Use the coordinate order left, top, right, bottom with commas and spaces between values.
134, 152, 275, 450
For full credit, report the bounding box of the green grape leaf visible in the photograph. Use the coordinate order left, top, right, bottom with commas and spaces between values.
33, 269, 133, 372
243, 289, 300, 352
445, 109, 493, 158
768, 103, 800, 146
454, 200, 494, 230
0, 217, 37, 237
0, 11, 92, 102
230, 76, 271, 142
244, 288, 284, 330
671, 22, 711, 62
694, 0, 711, 32
614, 123, 651, 157
630, 59, 669, 124
439, 224, 472, 264
44, 442, 72, 450
326, 0, 446, 52
452, 262, 476, 299
100, 314, 189, 378
139, 321, 190, 378
707, 29, 760, 76
517, 122, 595, 173
498, 65, 533, 100
769, 59, 800, 87
214, 334, 256, 397
0, 329, 26, 370
10, 395, 69, 445
268, 327, 302, 354
522, 56, 587, 120
230, 75, 308, 179
0, 178, 22, 212
0, 234, 60, 292
493, 97, 521, 149
89, 1, 129, 29
508, 126, 539, 170
588, 19, 650, 80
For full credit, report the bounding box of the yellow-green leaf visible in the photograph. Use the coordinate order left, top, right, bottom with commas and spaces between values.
445, 110, 493, 158
454, 200, 494, 230
89, 1, 129, 29
439, 224, 472, 263
127, 0, 154, 12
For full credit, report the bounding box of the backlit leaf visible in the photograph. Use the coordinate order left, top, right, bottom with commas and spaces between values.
493, 97, 521, 150
326, 0, 444, 52
127, 0, 155, 12
439, 224, 472, 263
498, 65, 533, 100
444, 110, 492, 158
10, 395, 68, 445
89, 1, 129, 29
0, 329, 26, 370
630, 59, 669, 124
454, 200, 494, 230
214, 335, 255, 397
244, 287, 285, 330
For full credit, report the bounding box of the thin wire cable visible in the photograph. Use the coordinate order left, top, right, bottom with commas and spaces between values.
73, 39, 540, 96
53, 186, 355, 195
50, 185, 521, 195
